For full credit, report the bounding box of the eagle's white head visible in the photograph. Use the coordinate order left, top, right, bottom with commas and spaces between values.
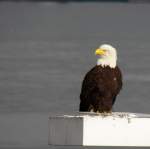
95, 44, 117, 68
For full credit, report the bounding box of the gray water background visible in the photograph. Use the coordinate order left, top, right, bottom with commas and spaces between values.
0, 1, 150, 148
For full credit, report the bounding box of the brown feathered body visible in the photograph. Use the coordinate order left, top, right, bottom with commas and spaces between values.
79, 65, 122, 112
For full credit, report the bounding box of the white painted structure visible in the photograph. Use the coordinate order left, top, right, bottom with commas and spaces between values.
48, 112, 150, 146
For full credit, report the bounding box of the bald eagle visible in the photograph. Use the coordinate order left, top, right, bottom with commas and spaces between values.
79, 44, 122, 113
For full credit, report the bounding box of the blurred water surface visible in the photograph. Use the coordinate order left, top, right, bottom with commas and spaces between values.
0, 1, 150, 148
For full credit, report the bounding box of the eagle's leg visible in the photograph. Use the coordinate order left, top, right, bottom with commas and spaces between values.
96, 110, 112, 116
88, 104, 94, 112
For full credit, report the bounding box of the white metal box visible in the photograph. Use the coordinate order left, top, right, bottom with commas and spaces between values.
48, 112, 150, 146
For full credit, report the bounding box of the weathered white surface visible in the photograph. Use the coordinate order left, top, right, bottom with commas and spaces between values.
48, 112, 150, 146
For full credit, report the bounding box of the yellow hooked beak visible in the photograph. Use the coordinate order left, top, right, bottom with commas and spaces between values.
95, 48, 106, 56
